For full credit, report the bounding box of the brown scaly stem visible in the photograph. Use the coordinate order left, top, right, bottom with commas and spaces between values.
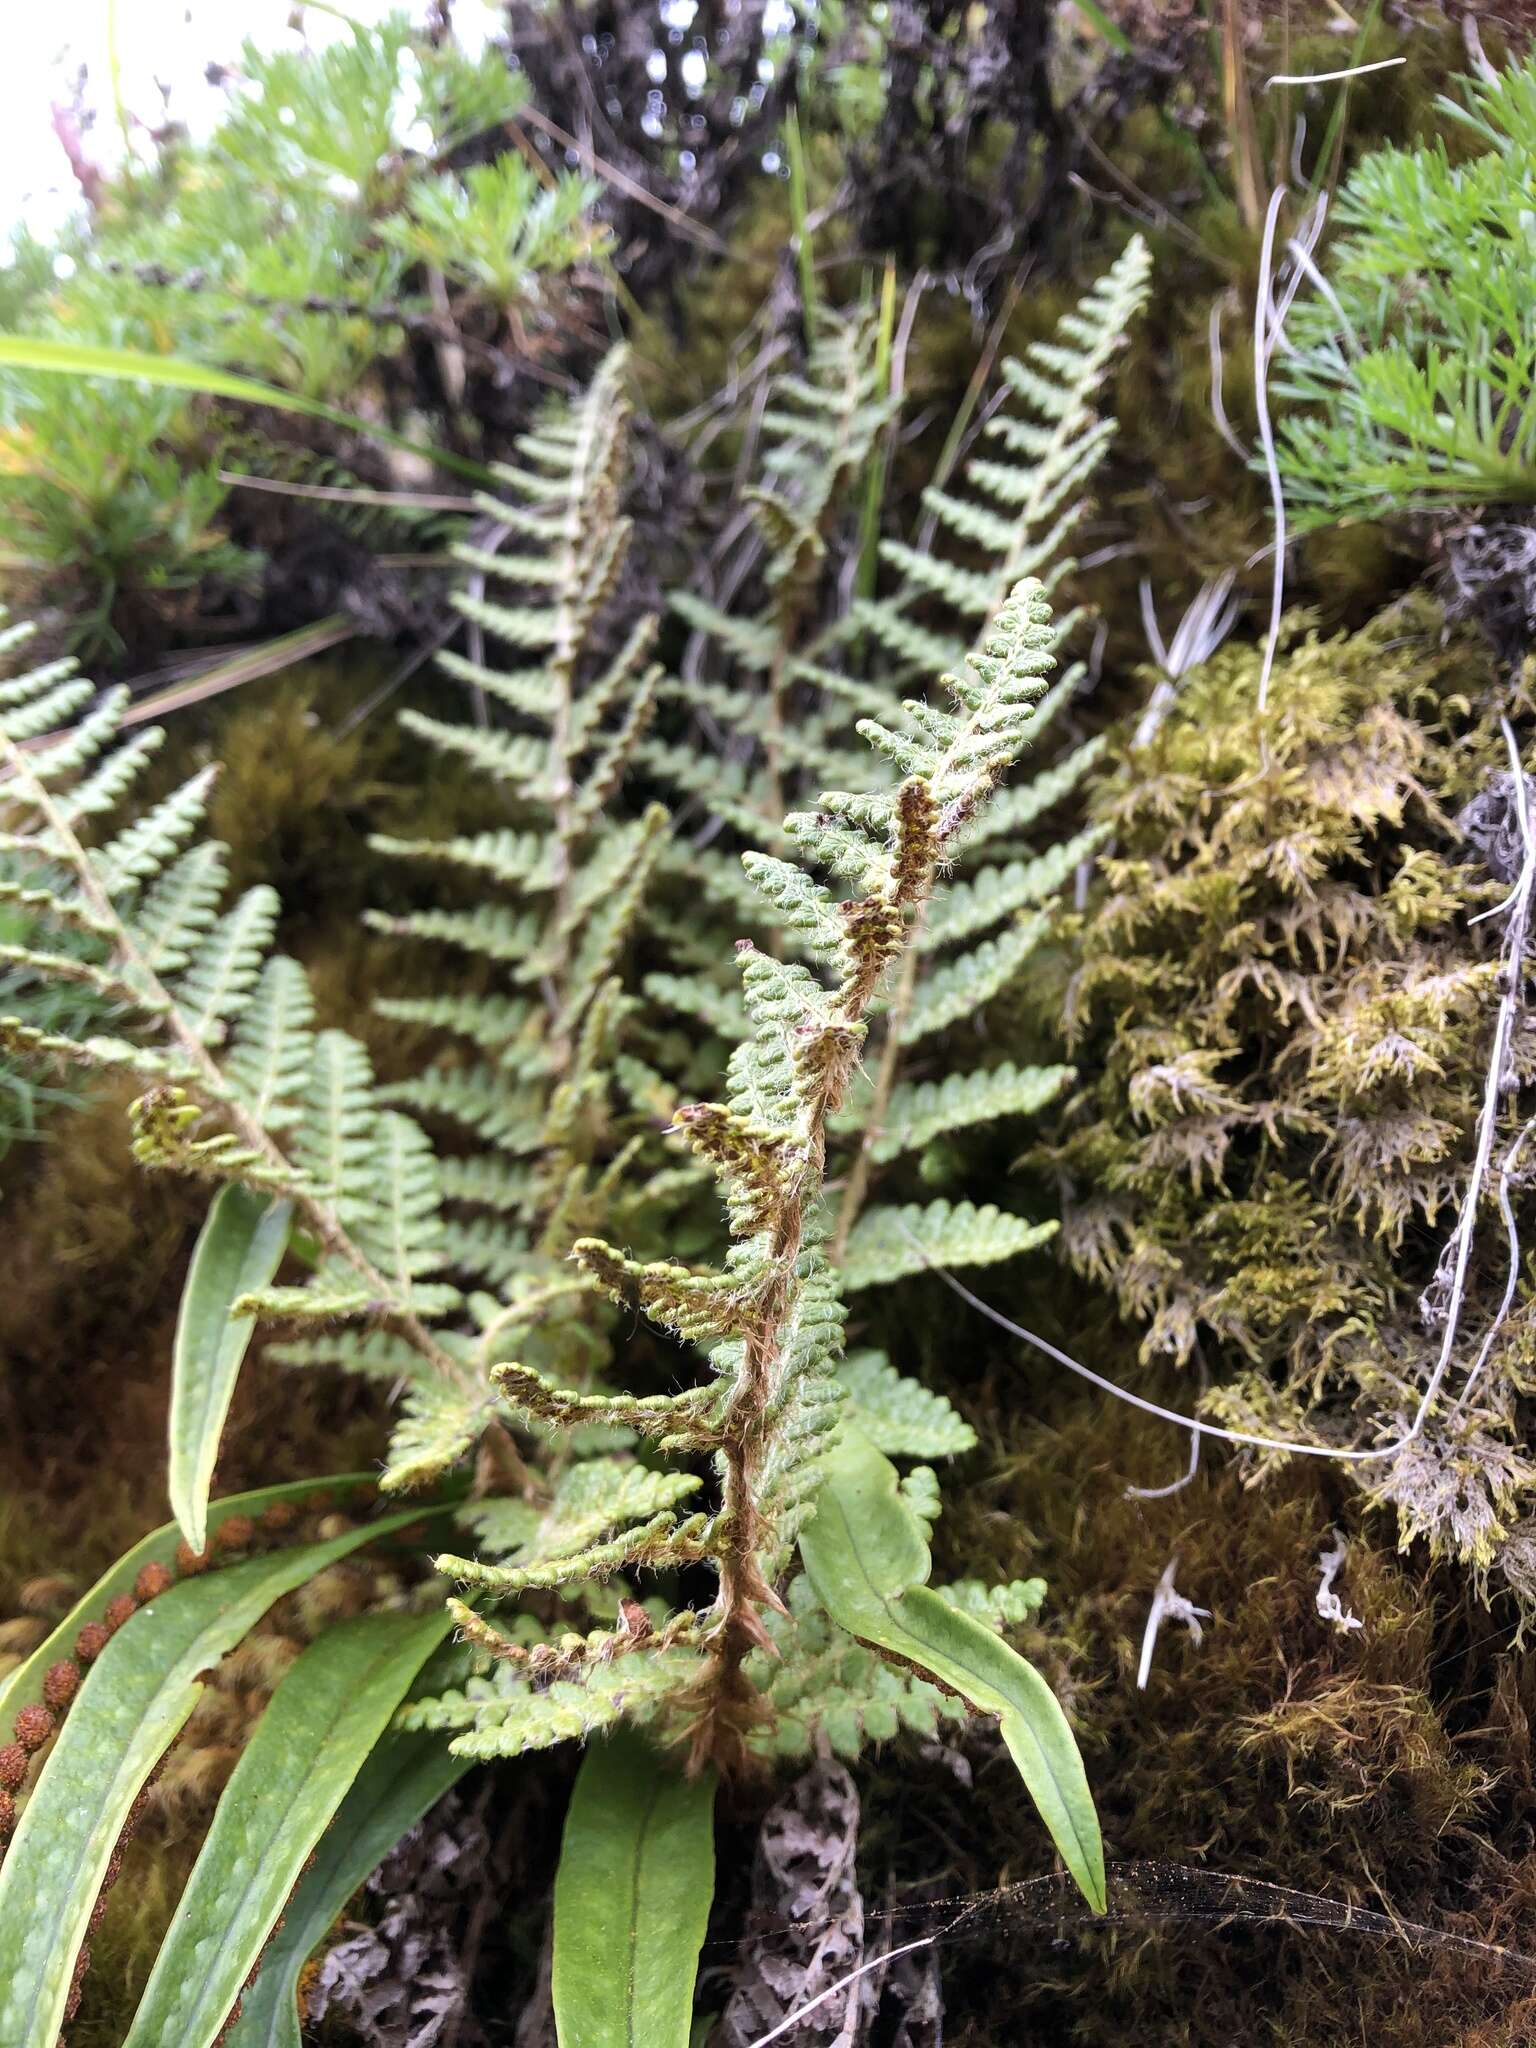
564, 584, 1055, 1775
693, 1169, 821, 1774
690, 784, 941, 1773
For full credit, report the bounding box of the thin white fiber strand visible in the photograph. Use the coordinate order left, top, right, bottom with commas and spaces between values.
1265, 57, 1407, 88
1253, 185, 1289, 715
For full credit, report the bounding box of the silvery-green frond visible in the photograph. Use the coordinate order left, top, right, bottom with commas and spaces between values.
0, 610, 503, 1505
370, 347, 668, 1278
841, 1198, 1057, 1293
856, 236, 1151, 683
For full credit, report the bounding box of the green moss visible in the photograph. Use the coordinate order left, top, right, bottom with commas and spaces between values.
1032, 594, 1536, 1591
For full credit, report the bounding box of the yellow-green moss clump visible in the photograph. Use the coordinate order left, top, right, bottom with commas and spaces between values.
1035, 595, 1536, 1593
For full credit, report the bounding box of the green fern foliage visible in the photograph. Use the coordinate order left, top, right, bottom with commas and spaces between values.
841, 1198, 1057, 1293
856, 235, 1152, 684
642, 305, 899, 874
369, 350, 668, 1306
817, 246, 1150, 1281
439, 579, 1074, 1781
0, 618, 489, 1489
0, 348, 670, 1510
642, 256, 1150, 1307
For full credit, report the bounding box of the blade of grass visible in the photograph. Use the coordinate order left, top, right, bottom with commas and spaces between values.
784, 106, 818, 338
510, 106, 728, 256
1068, 0, 1132, 50
1302, 0, 1386, 206
855, 258, 898, 604
121, 616, 361, 726
0, 337, 496, 485
217, 471, 480, 513
4, 617, 363, 779
1220, 0, 1266, 230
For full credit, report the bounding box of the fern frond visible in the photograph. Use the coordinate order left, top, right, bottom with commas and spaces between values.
383, 1066, 545, 1153
436, 1214, 531, 1288
837, 1351, 977, 1457
953, 734, 1105, 861
295, 1030, 382, 1223
898, 916, 1049, 1046
747, 1577, 963, 1758
394, 712, 549, 795
94, 767, 219, 892
370, 827, 556, 894
0, 617, 472, 1419
920, 829, 1103, 952
436, 1153, 540, 1217
373, 991, 535, 1058
400, 1648, 698, 1758
841, 1198, 1056, 1291
875, 1060, 1072, 1162
461, 1459, 704, 1563
381, 1378, 488, 1493
365, 902, 544, 967
359, 1110, 452, 1305
641, 970, 749, 1041
134, 842, 230, 974
174, 886, 281, 1043
855, 238, 1150, 692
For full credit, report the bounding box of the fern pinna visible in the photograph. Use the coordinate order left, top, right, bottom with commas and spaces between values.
417, 579, 1102, 1915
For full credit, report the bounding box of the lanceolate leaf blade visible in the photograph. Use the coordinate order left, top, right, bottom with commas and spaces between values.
552, 1727, 717, 2048
226, 1732, 473, 2048
799, 1430, 1105, 1913
883, 1584, 1105, 1910
0, 1511, 431, 2046
124, 1611, 455, 2048
0, 1473, 378, 1735
0, 336, 495, 484
170, 1186, 294, 1552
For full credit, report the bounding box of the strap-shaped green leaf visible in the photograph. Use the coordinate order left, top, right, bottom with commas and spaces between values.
170, 1185, 294, 1552
552, 1727, 716, 2048
841, 1198, 1055, 1292
0, 335, 494, 482
0, 1473, 378, 1734
123, 1610, 454, 2048
0, 1509, 430, 2046
799, 1431, 1104, 1913
225, 1731, 472, 2048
